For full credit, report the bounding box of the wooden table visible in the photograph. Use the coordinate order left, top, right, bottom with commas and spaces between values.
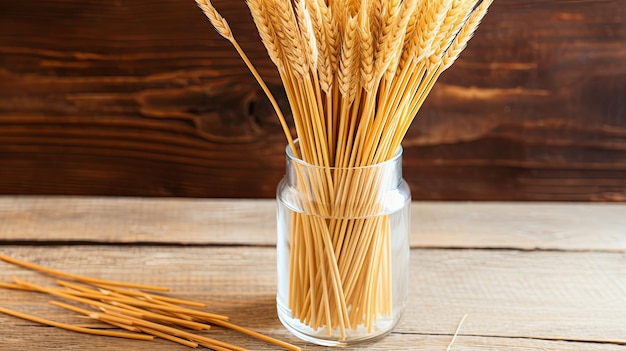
1, 197, 625, 350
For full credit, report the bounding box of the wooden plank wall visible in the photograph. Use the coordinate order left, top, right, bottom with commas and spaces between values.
0, 0, 624, 200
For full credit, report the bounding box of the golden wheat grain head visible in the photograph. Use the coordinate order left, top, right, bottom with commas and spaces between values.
248, 0, 286, 70
195, 0, 233, 41
296, 0, 319, 71
413, 0, 453, 62
338, 14, 361, 100
430, 0, 478, 63
358, 2, 376, 91
385, 0, 420, 77
373, 0, 415, 79
442, 0, 494, 70
308, 0, 335, 93
268, 0, 309, 77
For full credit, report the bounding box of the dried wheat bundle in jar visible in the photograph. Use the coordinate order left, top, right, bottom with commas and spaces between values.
196, 0, 493, 346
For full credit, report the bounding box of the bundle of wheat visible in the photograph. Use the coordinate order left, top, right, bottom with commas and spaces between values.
196, 0, 493, 342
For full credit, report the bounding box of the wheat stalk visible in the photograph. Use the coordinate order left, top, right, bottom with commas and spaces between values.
0, 255, 301, 350
195, 0, 297, 158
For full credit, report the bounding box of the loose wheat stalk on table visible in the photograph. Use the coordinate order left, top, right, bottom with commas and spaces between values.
196, 0, 493, 340
0, 254, 301, 350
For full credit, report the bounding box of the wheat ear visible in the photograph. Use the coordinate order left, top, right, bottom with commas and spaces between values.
397, 0, 427, 71
372, 0, 402, 80
195, 0, 233, 40
248, 0, 285, 71
430, 0, 477, 63
268, 0, 309, 77
359, 0, 375, 92
296, 0, 319, 71
338, 15, 361, 102
414, 0, 453, 62
384, 0, 420, 78
443, 0, 494, 70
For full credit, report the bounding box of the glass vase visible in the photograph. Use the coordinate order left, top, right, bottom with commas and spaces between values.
276, 143, 411, 347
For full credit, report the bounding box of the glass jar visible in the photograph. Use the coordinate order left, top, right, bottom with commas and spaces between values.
276, 143, 411, 347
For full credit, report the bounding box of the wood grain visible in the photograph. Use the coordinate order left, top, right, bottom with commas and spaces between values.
1, 198, 625, 349
0, 1, 625, 200
1, 197, 625, 251
1, 246, 625, 350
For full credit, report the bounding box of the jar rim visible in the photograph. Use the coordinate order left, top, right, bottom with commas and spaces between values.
285, 139, 403, 170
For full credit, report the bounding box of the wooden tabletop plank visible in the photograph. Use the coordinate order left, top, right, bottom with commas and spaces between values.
1, 246, 624, 350
1, 197, 625, 251
0, 197, 276, 245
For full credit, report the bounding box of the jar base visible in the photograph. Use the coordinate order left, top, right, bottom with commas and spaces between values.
277, 299, 399, 347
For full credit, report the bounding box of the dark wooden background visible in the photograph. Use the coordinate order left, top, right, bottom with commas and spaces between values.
0, 0, 624, 201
